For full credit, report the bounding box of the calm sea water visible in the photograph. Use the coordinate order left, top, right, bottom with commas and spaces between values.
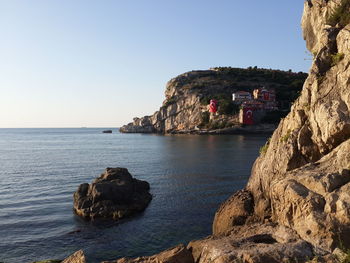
0, 128, 269, 263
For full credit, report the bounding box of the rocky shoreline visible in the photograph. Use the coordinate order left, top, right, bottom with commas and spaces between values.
167, 124, 276, 135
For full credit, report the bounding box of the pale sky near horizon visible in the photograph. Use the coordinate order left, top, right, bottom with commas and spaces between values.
0, 0, 311, 128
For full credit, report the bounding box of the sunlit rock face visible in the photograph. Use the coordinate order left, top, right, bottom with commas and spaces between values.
244, 0, 350, 252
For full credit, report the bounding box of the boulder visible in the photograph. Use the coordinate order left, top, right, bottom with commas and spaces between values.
73, 168, 152, 220
102, 244, 194, 263
212, 189, 254, 236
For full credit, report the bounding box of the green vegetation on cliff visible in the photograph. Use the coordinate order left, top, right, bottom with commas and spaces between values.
200, 93, 240, 115
327, 0, 350, 27
212, 67, 306, 105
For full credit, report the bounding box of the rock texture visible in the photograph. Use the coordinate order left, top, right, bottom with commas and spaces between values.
120, 68, 306, 134
212, 189, 254, 236
189, 223, 313, 263
61, 250, 86, 263
102, 244, 194, 263
73, 168, 152, 220
245, 0, 350, 253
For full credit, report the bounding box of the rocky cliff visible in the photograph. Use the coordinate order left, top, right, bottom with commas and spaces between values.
118, 0, 350, 262
246, 0, 350, 252
208, 0, 350, 261
120, 68, 306, 134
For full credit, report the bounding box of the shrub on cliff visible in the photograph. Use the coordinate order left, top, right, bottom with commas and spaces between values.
218, 100, 239, 115
164, 96, 177, 107
327, 0, 350, 27
200, 111, 210, 126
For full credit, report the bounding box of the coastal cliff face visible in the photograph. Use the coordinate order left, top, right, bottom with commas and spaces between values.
120, 68, 306, 134
246, 0, 350, 252
204, 0, 350, 262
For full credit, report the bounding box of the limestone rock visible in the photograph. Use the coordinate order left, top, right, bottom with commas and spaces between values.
73, 168, 152, 220
102, 244, 194, 263
62, 250, 86, 263
189, 223, 313, 263
212, 189, 254, 236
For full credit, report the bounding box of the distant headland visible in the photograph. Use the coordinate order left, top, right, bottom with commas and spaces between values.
119, 67, 307, 134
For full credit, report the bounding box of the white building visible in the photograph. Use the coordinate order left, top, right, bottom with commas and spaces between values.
232, 91, 252, 102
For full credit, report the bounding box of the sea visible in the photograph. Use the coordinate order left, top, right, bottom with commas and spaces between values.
0, 128, 269, 263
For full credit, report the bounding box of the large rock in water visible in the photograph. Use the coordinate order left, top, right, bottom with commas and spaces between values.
73, 168, 152, 220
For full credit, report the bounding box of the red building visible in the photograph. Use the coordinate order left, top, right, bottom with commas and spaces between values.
240, 107, 254, 125
253, 87, 276, 102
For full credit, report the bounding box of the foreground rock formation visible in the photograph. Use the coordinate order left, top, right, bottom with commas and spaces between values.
246, 0, 350, 253
120, 68, 306, 134
73, 168, 152, 220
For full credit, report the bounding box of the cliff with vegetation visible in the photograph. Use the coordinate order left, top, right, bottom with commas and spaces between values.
119, 68, 307, 134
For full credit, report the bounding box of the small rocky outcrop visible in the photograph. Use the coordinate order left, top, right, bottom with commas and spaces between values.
102, 244, 194, 263
73, 168, 152, 220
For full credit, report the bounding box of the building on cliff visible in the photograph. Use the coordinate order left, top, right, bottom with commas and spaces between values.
253, 87, 276, 102
232, 91, 252, 103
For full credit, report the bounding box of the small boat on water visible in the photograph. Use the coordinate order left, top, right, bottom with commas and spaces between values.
102, 130, 113, 133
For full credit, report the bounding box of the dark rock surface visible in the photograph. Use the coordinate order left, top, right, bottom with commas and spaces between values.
73, 168, 152, 220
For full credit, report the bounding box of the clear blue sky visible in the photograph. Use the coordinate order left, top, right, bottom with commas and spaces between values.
0, 0, 311, 128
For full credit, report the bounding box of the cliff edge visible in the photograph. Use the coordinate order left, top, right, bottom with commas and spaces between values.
208, 0, 350, 261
